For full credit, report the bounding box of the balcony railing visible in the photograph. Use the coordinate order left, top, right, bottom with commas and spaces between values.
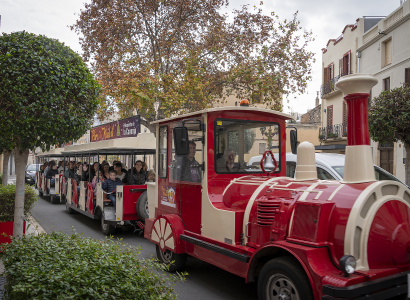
319, 123, 347, 141
321, 72, 352, 97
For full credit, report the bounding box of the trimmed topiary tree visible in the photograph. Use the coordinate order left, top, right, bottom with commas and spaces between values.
0, 31, 100, 236
368, 86, 410, 186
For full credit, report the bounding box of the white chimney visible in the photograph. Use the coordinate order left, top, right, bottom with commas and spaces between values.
335, 74, 378, 183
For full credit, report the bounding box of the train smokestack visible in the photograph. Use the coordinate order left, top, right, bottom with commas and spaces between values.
335, 74, 378, 183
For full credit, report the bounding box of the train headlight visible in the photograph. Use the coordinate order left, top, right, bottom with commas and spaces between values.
339, 255, 356, 277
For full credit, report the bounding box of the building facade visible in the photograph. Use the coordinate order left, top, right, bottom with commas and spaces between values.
320, 0, 410, 181
358, 0, 410, 179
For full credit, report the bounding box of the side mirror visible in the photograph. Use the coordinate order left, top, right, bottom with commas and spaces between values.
290, 129, 298, 154
173, 127, 189, 155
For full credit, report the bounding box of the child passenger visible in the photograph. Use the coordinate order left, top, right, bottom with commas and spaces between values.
102, 170, 122, 207
147, 170, 155, 182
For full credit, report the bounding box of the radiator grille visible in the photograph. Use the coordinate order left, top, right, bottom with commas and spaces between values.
257, 200, 281, 226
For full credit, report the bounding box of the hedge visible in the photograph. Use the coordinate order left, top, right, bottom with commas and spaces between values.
0, 184, 37, 222
0, 232, 184, 299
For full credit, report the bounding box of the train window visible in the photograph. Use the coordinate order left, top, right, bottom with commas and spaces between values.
170, 120, 204, 183
215, 119, 280, 174
158, 126, 168, 179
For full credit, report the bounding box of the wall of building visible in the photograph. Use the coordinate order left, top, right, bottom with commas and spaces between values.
358, 0, 410, 181
321, 21, 362, 127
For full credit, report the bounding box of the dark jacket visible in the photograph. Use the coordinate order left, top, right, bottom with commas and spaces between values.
102, 178, 123, 194
177, 156, 201, 183
81, 169, 91, 182
124, 168, 147, 185
64, 168, 75, 179
46, 168, 59, 179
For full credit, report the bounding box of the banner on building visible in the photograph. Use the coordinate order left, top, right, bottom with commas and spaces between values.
90, 116, 140, 142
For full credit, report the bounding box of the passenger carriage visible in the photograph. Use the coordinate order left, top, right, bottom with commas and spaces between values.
62, 133, 155, 235
35, 148, 65, 204
144, 75, 410, 299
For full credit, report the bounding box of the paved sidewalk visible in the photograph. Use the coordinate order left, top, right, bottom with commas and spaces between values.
0, 215, 46, 299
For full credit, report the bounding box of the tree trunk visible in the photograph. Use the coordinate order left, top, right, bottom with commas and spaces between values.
12, 148, 29, 237
2, 150, 10, 185
405, 144, 410, 187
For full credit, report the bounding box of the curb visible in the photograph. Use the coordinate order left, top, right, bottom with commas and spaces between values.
26, 214, 46, 236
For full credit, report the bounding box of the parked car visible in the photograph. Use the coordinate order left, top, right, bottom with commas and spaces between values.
25, 171, 35, 185
248, 153, 406, 185
25, 164, 41, 186
26, 164, 41, 176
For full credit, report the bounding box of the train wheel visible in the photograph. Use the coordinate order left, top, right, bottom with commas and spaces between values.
101, 212, 115, 236
65, 202, 75, 214
156, 244, 187, 272
136, 191, 149, 223
258, 257, 313, 300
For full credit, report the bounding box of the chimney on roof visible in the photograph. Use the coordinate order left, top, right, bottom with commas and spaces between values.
335, 74, 378, 183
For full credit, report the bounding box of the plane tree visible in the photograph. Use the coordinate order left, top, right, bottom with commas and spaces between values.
368, 86, 410, 186
72, 0, 315, 129
0, 31, 100, 236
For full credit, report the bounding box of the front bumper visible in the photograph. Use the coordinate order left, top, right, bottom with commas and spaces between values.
322, 271, 409, 299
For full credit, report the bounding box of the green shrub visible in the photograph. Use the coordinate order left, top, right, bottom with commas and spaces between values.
0, 184, 37, 222
0, 232, 183, 299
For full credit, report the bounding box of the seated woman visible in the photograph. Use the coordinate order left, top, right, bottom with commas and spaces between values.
124, 160, 147, 185
46, 161, 59, 186
92, 170, 105, 198
102, 163, 110, 180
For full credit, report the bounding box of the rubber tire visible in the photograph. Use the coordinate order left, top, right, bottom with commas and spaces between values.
136, 191, 149, 223
66, 202, 76, 214
156, 244, 187, 272
101, 212, 116, 236
258, 257, 313, 300
50, 195, 59, 204
39, 190, 43, 197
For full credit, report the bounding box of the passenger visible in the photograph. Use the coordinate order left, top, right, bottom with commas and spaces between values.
81, 162, 91, 182
57, 161, 64, 174
102, 170, 123, 207
223, 149, 240, 172
91, 162, 99, 179
109, 161, 117, 172
39, 165, 44, 174
147, 169, 155, 182
125, 160, 147, 185
43, 161, 49, 177
92, 170, 105, 198
114, 162, 127, 181
76, 162, 82, 174
177, 141, 201, 182
102, 163, 110, 179
64, 161, 76, 179
46, 161, 59, 186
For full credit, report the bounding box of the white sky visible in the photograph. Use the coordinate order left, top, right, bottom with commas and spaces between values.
1, 0, 404, 114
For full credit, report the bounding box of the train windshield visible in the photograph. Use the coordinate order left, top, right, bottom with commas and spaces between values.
214, 119, 281, 174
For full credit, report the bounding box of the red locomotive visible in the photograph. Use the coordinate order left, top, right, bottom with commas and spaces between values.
145, 74, 410, 299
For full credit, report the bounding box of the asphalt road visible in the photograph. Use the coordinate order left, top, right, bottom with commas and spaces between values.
31, 195, 258, 300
